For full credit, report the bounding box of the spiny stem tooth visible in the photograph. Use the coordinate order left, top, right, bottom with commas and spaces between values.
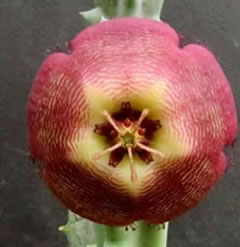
103, 110, 122, 134
127, 147, 138, 182
79, 7, 102, 24
93, 142, 122, 160
134, 108, 149, 131
136, 142, 164, 158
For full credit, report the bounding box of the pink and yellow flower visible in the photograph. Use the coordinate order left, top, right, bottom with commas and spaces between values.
27, 18, 237, 226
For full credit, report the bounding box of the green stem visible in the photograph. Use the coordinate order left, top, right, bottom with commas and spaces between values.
94, 224, 105, 247
99, 222, 169, 247
101, 225, 135, 247
137, 222, 169, 247
80, 0, 166, 24
60, 212, 168, 247
100, 222, 168, 247
59, 211, 96, 247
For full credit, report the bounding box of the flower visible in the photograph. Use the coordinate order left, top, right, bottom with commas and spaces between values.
27, 18, 238, 226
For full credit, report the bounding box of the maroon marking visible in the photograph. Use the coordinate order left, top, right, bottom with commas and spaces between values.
109, 147, 126, 167
124, 118, 131, 127
136, 149, 153, 164
94, 123, 114, 137
138, 128, 146, 136
110, 130, 118, 138
112, 102, 141, 121
141, 119, 161, 139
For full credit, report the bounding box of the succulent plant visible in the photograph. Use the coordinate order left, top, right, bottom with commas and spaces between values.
27, 1, 238, 247
27, 17, 237, 227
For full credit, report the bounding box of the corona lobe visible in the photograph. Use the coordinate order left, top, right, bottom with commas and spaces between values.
27, 18, 237, 226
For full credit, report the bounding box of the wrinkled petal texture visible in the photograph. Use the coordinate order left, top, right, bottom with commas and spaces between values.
27, 18, 237, 225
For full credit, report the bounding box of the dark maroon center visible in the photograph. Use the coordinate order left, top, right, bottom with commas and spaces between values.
94, 102, 161, 167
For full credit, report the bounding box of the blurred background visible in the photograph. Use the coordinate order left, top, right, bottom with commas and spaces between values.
0, 0, 240, 246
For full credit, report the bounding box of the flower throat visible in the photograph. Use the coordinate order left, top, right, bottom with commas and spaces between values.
93, 102, 164, 182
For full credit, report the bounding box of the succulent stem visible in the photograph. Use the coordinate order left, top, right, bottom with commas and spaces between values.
61, 212, 169, 247
79, 7, 103, 24
80, 0, 166, 24
137, 221, 169, 247
101, 225, 134, 247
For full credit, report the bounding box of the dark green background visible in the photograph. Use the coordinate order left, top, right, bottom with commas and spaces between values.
0, 0, 240, 246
